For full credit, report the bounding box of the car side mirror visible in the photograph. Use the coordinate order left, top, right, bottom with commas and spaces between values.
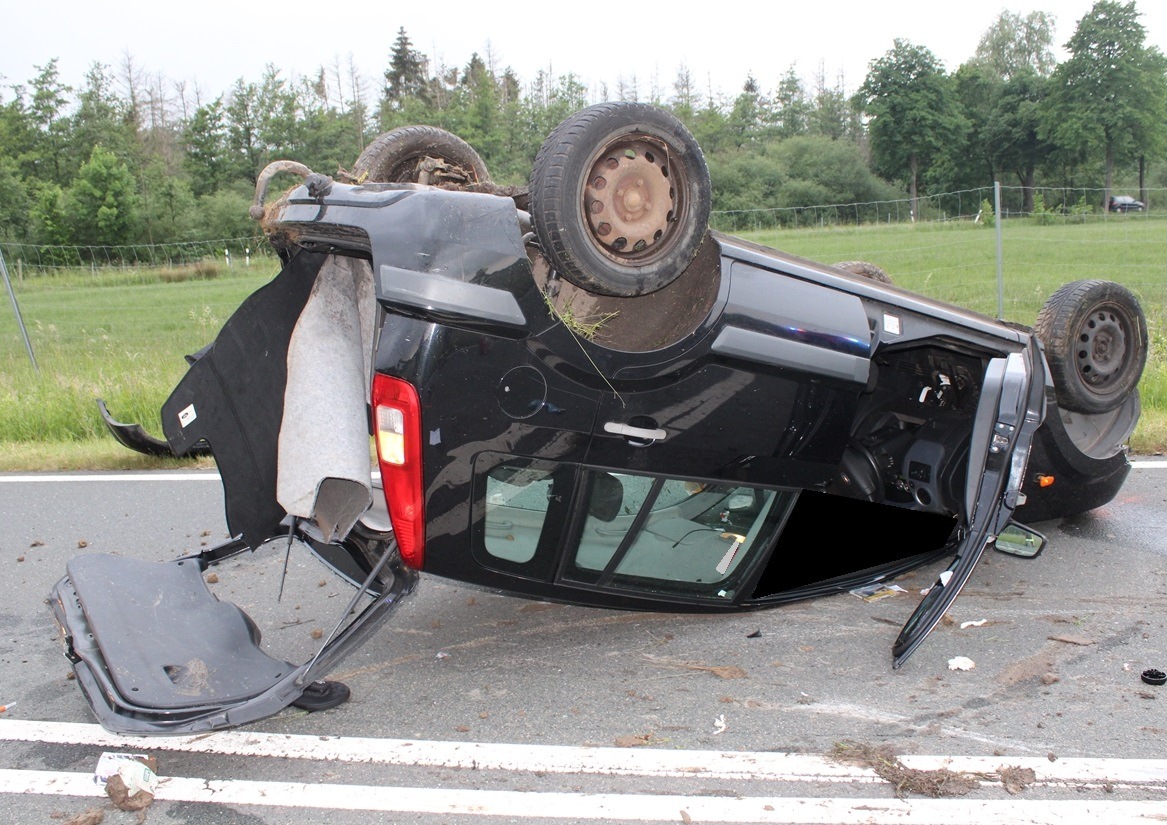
994, 522, 1046, 558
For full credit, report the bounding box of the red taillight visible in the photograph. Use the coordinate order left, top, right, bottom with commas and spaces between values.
372, 374, 425, 569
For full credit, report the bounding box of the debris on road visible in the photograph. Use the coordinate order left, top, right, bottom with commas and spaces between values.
1048, 634, 1096, 646
830, 742, 978, 798
948, 656, 976, 671
1142, 668, 1166, 686
850, 583, 906, 602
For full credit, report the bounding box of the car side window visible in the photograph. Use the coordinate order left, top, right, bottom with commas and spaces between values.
565, 471, 791, 600
482, 463, 558, 564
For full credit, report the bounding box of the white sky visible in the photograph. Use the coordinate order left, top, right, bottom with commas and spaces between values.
3, 0, 1166, 107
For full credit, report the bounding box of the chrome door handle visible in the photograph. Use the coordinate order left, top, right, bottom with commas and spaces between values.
603, 422, 667, 441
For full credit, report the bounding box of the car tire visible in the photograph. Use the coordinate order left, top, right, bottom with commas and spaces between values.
351, 125, 490, 185
1034, 279, 1147, 415
834, 261, 894, 285
529, 102, 711, 297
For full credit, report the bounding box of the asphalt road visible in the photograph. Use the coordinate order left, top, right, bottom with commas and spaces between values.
0, 464, 1164, 823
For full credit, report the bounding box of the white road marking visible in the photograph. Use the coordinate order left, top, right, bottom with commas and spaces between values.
1, 769, 1164, 823
1130, 459, 1167, 469
2, 721, 1164, 789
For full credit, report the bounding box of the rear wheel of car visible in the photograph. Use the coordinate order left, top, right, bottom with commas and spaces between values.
529, 102, 711, 297
1034, 279, 1147, 414
833, 261, 894, 285
351, 125, 490, 185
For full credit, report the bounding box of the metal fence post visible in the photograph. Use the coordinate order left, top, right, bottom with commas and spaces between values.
0, 247, 39, 374
994, 181, 1005, 319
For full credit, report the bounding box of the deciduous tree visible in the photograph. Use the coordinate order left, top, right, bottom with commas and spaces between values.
1041, 1, 1167, 206
856, 40, 966, 219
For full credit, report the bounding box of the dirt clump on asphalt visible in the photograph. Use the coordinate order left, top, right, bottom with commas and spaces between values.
830, 742, 979, 798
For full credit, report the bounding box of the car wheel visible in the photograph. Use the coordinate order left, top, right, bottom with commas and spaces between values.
1034, 279, 1147, 414
833, 261, 894, 285
351, 125, 490, 185
529, 102, 711, 297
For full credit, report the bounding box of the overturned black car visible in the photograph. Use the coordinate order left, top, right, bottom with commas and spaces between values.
54, 103, 1148, 734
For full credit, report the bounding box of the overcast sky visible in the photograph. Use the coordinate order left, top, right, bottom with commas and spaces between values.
4, 0, 1166, 107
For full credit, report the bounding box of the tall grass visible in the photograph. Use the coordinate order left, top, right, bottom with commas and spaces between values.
1, 217, 1163, 468
1, 260, 277, 462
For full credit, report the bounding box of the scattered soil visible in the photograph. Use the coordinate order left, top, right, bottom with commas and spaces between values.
105, 774, 154, 811
830, 742, 979, 798
999, 765, 1037, 795
531, 232, 722, 353
60, 810, 104, 825
997, 652, 1057, 686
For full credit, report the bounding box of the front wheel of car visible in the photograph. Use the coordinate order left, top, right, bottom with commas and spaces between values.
1035, 279, 1147, 415
529, 102, 711, 297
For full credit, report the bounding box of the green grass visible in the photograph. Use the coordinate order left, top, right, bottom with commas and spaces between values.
1, 217, 1164, 469
0, 260, 277, 462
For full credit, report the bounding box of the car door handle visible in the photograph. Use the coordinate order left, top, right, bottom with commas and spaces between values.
603, 421, 667, 442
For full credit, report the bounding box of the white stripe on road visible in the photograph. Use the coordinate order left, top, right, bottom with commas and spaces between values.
1, 769, 1163, 823
1131, 459, 1167, 469
2, 721, 1164, 789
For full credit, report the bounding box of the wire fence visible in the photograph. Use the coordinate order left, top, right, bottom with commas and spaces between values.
0, 237, 271, 278
708, 185, 1167, 233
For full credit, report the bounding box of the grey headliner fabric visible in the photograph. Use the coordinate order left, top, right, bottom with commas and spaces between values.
276, 255, 376, 541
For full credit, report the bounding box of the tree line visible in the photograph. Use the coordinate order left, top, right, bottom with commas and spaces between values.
1, 0, 1164, 256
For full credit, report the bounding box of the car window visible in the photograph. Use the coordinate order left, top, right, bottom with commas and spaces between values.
483, 463, 558, 564
478, 459, 794, 600
564, 470, 793, 600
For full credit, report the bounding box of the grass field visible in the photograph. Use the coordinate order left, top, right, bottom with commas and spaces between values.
1, 215, 1163, 470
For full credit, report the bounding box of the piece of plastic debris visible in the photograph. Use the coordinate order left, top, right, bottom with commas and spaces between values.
849, 583, 906, 602
1142, 669, 1166, 686
436, 651, 450, 659
948, 656, 976, 671
93, 753, 157, 787
115, 760, 157, 797
960, 619, 988, 629
712, 714, 727, 735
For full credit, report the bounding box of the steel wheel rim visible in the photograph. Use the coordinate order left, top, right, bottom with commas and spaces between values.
1076, 303, 1130, 390
582, 136, 688, 266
